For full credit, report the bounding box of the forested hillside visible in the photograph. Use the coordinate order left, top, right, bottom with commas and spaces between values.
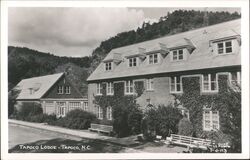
8, 10, 241, 95
8, 46, 92, 95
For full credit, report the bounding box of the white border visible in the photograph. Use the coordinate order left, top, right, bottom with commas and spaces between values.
1, 0, 249, 159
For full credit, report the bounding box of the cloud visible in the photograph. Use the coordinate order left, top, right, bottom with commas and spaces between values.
8, 8, 148, 57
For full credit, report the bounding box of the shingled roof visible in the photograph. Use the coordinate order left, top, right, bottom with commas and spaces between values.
15, 73, 64, 100
87, 19, 241, 82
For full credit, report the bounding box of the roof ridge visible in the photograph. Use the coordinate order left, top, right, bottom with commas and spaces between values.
111, 19, 241, 53
20, 72, 64, 81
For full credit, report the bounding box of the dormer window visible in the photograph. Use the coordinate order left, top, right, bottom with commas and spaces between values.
105, 62, 112, 71
148, 53, 158, 64
217, 41, 232, 54
128, 57, 137, 67
172, 49, 184, 61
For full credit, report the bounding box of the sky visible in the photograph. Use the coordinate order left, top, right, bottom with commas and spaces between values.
8, 7, 240, 57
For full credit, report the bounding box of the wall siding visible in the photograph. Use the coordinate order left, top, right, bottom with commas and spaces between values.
43, 76, 83, 99
88, 67, 241, 117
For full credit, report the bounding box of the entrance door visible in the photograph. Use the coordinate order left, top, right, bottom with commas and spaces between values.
57, 102, 66, 117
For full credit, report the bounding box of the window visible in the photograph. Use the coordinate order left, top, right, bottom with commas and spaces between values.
57, 102, 66, 117
146, 78, 154, 90
125, 80, 134, 94
170, 76, 182, 93
97, 106, 103, 119
106, 106, 112, 120
149, 53, 158, 64
57, 86, 64, 94
217, 41, 232, 54
202, 74, 218, 92
172, 49, 184, 61
65, 86, 71, 94
83, 102, 88, 111
129, 57, 137, 67
106, 82, 114, 95
203, 110, 219, 131
96, 83, 102, 95
229, 71, 241, 90
69, 102, 81, 110
105, 62, 112, 71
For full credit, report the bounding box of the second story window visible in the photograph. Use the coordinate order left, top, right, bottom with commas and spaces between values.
57, 86, 64, 94
229, 71, 241, 91
129, 57, 137, 67
217, 41, 232, 54
106, 82, 114, 95
125, 80, 134, 94
172, 49, 184, 61
170, 76, 182, 93
96, 83, 102, 95
105, 62, 112, 71
146, 78, 154, 91
149, 53, 158, 64
202, 74, 218, 92
65, 86, 71, 94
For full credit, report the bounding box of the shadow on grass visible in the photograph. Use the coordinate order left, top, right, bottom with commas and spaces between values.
9, 138, 125, 153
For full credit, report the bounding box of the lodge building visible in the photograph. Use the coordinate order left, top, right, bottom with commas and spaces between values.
14, 73, 88, 117
87, 19, 241, 132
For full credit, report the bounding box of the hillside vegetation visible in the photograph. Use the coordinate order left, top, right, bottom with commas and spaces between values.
8, 10, 241, 95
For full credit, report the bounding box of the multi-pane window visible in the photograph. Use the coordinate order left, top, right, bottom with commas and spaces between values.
202, 74, 218, 92
229, 71, 241, 90
146, 78, 154, 90
83, 102, 88, 111
57, 86, 64, 94
203, 110, 220, 131
97, 106, 103, 119
57, 102, 66, 117
96, 83, 102, 95
172, 49, 184, 61
149, 53, 158, 64
69, 102, 81, 110
125, 80, 134, 94
105, 62, 112, 71
65, 86, 71, 94
129, 57, 137, 67
106, 82, 114, 95
170, 76, 182, 93
217, 41, 232, 54
106, 106, 112, 120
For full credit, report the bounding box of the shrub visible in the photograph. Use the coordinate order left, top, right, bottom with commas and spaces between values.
143, 104, 183, 140
28, 114, 57, 123
127, 105, 143, 135
178, 117, 194, 136
16, 102, 43, 120
52, 109, 97, 129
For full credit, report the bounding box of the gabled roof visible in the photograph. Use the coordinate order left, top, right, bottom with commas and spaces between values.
15, 73, 64, 100
87, 19, 241, 82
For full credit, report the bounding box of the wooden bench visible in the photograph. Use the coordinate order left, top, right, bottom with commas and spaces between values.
169, 134, 211, 150
89, 123, 113, 135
